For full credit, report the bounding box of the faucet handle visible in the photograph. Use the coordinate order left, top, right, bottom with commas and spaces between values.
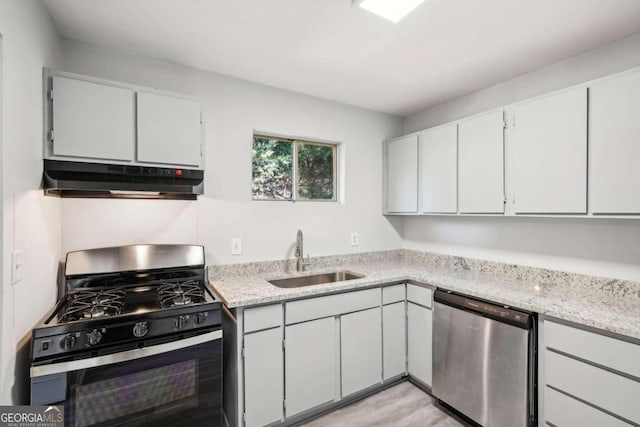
304, 255, 311, 267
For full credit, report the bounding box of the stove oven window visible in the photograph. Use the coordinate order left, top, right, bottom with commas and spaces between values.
74, 360, 197, 426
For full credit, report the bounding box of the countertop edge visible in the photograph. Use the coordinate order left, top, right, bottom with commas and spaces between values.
210, 273, 640, 342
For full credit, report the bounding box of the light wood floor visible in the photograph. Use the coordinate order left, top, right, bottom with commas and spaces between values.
301, 381, 466, 427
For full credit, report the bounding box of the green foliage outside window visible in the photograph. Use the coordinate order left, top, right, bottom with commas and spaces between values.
252, 136, 336, 201
252, 138, 293, 200
296, 143, 334, 200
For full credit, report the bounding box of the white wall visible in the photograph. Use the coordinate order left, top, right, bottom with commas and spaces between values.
58, 40, 404, 265
403, 33, 640, 281
0, 0, 62, 404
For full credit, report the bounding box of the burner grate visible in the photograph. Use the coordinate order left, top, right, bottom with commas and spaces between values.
158, 280, 205, 309
61, 289, 126, 322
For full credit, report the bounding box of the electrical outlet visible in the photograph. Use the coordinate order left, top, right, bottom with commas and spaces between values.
350, 232, 359, 246
231, 238, 242, 255
11, 250, 22, 285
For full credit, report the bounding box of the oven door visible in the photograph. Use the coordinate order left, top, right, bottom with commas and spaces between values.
31, 330, 222, 427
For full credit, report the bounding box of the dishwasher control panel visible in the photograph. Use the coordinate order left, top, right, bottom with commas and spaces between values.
435, 289, 531, 328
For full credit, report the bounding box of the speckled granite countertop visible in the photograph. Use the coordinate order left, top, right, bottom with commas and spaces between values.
209, 250, 640, 341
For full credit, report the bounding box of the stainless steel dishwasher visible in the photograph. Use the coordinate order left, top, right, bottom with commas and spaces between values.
432, 290, 537, 427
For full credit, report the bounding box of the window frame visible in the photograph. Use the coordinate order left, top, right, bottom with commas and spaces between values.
252, 134, 339, 202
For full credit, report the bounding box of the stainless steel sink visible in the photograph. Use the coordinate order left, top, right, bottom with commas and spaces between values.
268, 271, 365, 288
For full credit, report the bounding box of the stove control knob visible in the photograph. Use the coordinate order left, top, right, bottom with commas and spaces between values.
194, 312, 207, 325
174, 315, 188, 330
87, 329, 103, 346
133, 321, 148, 338
60, 334, 77, 350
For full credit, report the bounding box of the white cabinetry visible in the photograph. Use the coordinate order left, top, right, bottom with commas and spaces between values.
137, 92, 203, 167
341, 308, 382, 396
233, 285, 433, 426
406, 284, 433, 387
458, 110, 505, 213
512, 87, 587, 214
407, 302, 432, 386
52, 76, 135, 161
384, 67, 640, 218
243, 328, 283, 427
385, 135, 418, 213
285, 317, 337, 417
419, 124, 457, 213
589, 69, 640, 214
382, 302, 406, 380
46, 70, 204, 169
543, 320, 640, 426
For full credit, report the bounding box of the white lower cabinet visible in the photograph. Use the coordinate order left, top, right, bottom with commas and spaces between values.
543, 320, 640, 426
243, 328, 283, 427
341, 307, 383, 396
285, 317, 337, 417
545, 387, 631, 427
237, 284, 435, 426
407, 302, 432, 386
383, 302, 406, 380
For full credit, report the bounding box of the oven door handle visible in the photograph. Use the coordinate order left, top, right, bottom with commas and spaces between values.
30, 330, 222, 378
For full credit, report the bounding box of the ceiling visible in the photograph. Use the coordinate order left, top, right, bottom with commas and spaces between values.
43, 0, 640, 116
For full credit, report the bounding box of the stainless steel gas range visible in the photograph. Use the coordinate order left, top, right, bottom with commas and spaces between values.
30, 244, 222, 427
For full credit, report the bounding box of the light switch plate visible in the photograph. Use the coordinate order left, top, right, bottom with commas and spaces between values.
11, 250, 23, 285
350, 232, 359, 246
231, 238, 242, 255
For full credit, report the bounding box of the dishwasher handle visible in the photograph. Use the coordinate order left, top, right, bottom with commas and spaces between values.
434, 289, 532, 329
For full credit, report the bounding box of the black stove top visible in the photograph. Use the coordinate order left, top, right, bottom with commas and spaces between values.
52, 279, 213, 325
31, 245, 221, 364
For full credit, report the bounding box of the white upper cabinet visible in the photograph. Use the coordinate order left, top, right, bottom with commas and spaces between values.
589, 70, 640, 214
52, 76, 135, 161
386, 135, 418, 213
512, 87, 587, 214
137, 92, 203, 167
46, 70, 204, 169
458, 111, 505, 214
419, 124, 457, 213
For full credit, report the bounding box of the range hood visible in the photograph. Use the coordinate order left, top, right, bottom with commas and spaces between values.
43, 160, 204, 200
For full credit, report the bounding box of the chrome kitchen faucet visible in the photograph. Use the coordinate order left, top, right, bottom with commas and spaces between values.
295, 229, 311, 272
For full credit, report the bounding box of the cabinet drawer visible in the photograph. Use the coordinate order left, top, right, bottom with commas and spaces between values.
382, 284, 405, 305
545, 350, 640, 424
545, 386, 631, 427
407, 284, 432, 308
244, 304, 282, 333
545, 320, 640, 378
286, 288, 381, 324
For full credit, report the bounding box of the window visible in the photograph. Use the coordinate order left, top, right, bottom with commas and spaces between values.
252, 135, 337, 201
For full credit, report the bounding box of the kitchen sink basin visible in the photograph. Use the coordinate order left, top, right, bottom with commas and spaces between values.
268, 271, 365, 288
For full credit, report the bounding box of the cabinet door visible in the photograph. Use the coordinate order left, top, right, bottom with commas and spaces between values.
419, 124, 457, 213
590, 70, 640, 214
407, 302, 432, 386
244, 328, 283, 427
386, 135, 418, 213
52, 76, 134, 161
137, 92, 203, 167
383, 302, 406, 380
513, 87, 587, 213
458, 111, 505, 213
341, 308, 382, 396
285, 317, 336, 417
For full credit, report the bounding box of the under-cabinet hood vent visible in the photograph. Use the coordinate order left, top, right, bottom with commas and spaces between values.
43, 160, 204, 200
